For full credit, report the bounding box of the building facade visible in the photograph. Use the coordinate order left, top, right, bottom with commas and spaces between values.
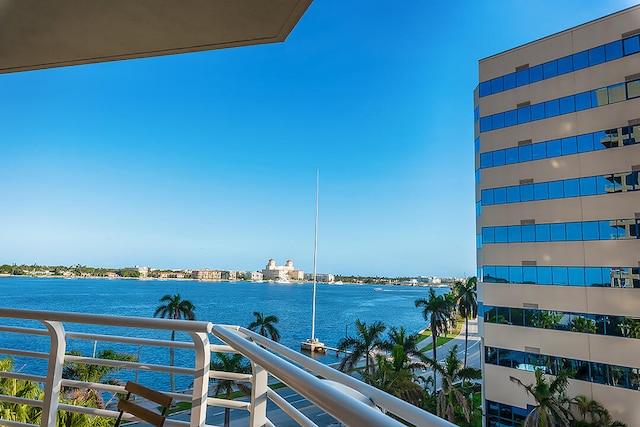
475, 6, 640, 426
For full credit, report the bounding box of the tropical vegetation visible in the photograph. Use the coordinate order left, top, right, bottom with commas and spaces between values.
336, 319, 386, 376
210, 353, 252, 427
414, 286, 454, 393
247, 311, 281, 342
153, 293, 196, 392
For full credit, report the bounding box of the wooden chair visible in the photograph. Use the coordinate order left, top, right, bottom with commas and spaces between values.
114, 381, 173, 427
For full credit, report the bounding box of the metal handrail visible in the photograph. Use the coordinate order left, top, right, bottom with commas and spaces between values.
0, 308, 455, 427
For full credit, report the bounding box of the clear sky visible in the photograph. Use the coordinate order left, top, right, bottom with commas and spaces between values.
1, 0, 637, 277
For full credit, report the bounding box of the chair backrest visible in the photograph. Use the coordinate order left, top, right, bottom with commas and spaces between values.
114, 381, 173, 427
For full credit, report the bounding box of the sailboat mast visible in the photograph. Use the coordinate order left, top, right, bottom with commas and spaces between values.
311, 168, 319, 341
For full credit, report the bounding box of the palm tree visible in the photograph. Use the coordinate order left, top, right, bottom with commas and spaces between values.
247, 311, 280, 342
336, 319, 386, 376
454, 277, 478, 367
415, 287, 453, 394
0, 357, 43, 424
153, 293, 196, 392
210, 353, 252, 427
570, 395, 627, 427
62, 348, 137, 409
363, 346, 425, 406
510, 369, 572, 427
381, 326, 425, 361
423, 344, 481, 424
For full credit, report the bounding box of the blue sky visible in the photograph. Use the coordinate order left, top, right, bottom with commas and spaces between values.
0, 1, 636, 277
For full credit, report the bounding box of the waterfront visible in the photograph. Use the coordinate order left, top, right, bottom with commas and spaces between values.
0, 276, 448, 390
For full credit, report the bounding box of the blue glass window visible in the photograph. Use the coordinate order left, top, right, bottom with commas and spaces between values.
552, 267, 568, 285
573, 51, 589, 70
562, 136, 577, 155
506, 147, 519, 164
481, 189, 494, 205
531, 102, 545, 121
476, 201, 482, 216
484, 266, 496, 282
505, 109, 517, 127
605, 40, 623, 61
520, 184, 533, 202
547, 139, 562, 157
493, 187, 506, 204
519, 144, 532, 162
480, 152, 493, 168
509, 266, 523, 283
577, 134, 594, 152
594, 87, 608, 106
504, 73, 516, 90
475, 169, 481, 184
575, 91, 592, 111
479, 81, 492, 97
534, 183, 548, 200
491, 113, 505, 130
568, 268, 585, 286
474, 137, 480, 153
550, 223, 566, 241
529, 64, 543, 83
516, 68, 529, 86
522, 225, 535, 242
564, 178, 580, 197
543, 60, 558, 79
480, 117, 492, 132
582, 221, 599, 240
538, 267, 552, 284
557, 55, 573, 74
508, 225, 521, 243
476, 234, 482, 249
493, 150, 506, 167
517, 106, 531, 124
483, 227, 495, 244
566, 222, 582, 241
536, 224, 551, 242
579, 176, 596, 195
495, 226, 508, 243
545, 99, 560, 117
523, 266, 537, 283
589, 46, 605, 66
559, 95, 575, 114
585, 267, 603, 286
532, 142, 547, 160
491, 77, 504, 94
623, 35, 640, 55
507, 186, 520, 203
495, 266, 509, 282
474, 106, 479, 121
595, 175, 609, 194
548, 180, 564, 199
599, 220, 616, 239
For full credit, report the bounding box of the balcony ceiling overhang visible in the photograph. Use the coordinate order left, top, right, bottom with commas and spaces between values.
0, 0, 312, 74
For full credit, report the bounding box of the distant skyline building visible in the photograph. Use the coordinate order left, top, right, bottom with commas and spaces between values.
475, 5, 640, 425
262, 258, 304, 281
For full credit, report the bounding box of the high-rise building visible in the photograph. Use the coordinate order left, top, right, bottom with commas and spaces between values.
475, 6, 640, 426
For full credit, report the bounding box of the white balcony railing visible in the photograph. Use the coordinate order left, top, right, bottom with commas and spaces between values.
0, 308, 454, 427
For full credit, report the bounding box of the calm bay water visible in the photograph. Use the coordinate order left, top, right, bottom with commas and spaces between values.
0, 276, 448, 390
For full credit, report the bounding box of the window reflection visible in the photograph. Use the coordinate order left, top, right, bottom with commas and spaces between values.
481, 266, 640, 288
479, 34, 640, 98
479, 125, 640, 170
479, 78, 640, 133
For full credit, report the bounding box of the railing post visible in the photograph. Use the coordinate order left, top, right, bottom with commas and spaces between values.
189, 331, 210, 427
250, 361, 268, 427
40, 321, 66, 427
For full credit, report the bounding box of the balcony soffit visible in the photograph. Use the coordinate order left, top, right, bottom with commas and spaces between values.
0, 0, 313, 74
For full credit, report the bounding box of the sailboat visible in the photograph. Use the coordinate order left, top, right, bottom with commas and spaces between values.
301, 169, 326, 354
